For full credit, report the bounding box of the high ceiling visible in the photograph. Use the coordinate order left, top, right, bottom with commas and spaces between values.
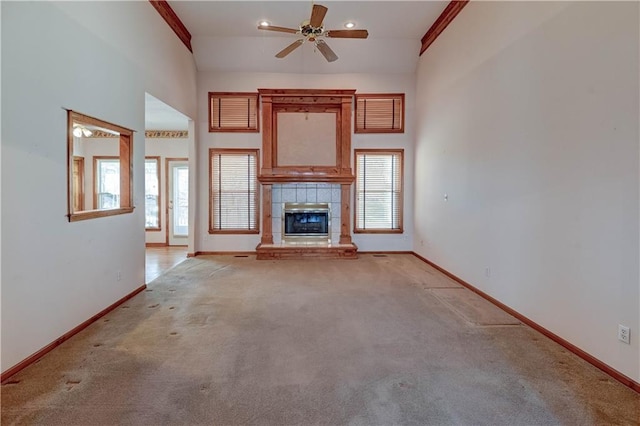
169, 1, 448, 74
145, 93, 190, 130
146, 1, 449, 130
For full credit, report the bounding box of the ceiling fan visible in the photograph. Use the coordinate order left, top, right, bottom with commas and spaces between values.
258, 4, 368, 62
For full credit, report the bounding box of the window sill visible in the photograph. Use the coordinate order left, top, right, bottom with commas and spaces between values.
209, 229, 260, 235
354, 129, 404, 134
69, 207, 135, 222
354, 229, 403, 234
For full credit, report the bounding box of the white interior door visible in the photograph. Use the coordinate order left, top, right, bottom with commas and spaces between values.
167, 159, 189, 246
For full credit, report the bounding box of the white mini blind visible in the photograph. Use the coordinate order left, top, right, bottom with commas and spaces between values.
355, 150, 403, 232
355, 94, 404, 133
209, 93, 259, 132
210, 150, 259, 232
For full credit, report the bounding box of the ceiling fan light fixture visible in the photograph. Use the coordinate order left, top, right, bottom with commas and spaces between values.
73, 124, 93, 138
259, 4, 368, 62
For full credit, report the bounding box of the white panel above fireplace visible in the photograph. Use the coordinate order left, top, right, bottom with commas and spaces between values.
276, 112, 337, 166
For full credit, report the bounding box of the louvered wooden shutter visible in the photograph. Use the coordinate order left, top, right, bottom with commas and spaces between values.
209, 93, 259, 132
355, 150, 403, 232
210, 149, 259, 232
355, 94, 404, 133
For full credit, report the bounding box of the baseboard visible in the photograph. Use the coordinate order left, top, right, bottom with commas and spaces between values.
1, 284, 147, 383
186, 252, 196, 258
145, 242, 167, 247
194, 251, 257, 256
412, 252, 640, 394
359, 251, 414, 255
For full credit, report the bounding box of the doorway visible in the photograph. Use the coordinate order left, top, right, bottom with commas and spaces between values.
167, 158, 189, 246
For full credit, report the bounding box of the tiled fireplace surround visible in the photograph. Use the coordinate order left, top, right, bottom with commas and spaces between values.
271, 183, 342, 244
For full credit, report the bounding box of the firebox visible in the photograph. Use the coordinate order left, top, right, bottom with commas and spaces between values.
283, 203, 330, 242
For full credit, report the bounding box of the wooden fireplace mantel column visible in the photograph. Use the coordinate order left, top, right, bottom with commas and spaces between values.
261, 184, 273, 245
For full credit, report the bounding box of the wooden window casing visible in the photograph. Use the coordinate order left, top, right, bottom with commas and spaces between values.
209, 149, 260, 234
354, 149, 404, 233
67, 110, 134, 222
354, 94, 405, 133
209, 92, 259, 132
72, 156, 85, 212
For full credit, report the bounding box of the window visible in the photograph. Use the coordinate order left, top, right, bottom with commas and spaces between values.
354, 94, 404, 133
67, 110, 133, 221
209, 149, 259, 233
145, 157, 160, 230
354, 149, 403, 233
94, 157, 120, 209
209, 92, 259, 132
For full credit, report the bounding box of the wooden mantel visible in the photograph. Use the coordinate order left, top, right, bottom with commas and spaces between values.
256, 89, 358, 259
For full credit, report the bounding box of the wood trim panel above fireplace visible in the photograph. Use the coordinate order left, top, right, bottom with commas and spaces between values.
257, 89, 355, 184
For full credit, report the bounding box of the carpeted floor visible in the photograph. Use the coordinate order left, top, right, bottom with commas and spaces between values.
2, 254, 639, 425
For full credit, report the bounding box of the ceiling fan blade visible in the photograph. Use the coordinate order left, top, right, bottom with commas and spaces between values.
315, 40, 338, 62
326, 29, 369, 39
276, 39, 305, 58
258, 25, 298, 34
309, 4, 328, 28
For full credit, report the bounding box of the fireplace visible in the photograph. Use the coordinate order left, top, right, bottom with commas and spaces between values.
255, 89, 358, 259
283, 203, 330, 242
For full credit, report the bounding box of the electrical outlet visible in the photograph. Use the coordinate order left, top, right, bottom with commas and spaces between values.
116, 271, 122, 282
618, 325, 630, 344
485, 267, 491, 278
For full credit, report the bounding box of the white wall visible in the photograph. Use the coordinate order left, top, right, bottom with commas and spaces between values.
144, 137, 189, 244
196, 71, 415, 252
414, 2, 639, 382
1, 1, 196, 372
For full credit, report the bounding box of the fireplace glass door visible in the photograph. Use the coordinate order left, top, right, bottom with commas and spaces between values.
283, 203, 330, 242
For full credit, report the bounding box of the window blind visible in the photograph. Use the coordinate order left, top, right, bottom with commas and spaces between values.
355, 94, 404, 133
209, 93, 259, 132
210, 150, 259, 232
355, 151, 403, 232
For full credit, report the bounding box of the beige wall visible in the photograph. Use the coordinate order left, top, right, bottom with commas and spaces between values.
414, 1, 639, 381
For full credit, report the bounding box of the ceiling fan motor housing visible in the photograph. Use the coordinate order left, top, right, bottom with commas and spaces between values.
300, 22, 324, 40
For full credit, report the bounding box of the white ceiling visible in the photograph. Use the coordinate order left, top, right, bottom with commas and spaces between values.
170, 1, 448, 73
145, 1, 448, 129
145, 93, 190, 130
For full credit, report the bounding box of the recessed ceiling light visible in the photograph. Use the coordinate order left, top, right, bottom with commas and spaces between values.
259, 20, 270, 27
344, 22, 356, 29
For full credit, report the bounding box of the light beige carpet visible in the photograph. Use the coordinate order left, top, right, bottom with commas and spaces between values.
2, 254, 639, 425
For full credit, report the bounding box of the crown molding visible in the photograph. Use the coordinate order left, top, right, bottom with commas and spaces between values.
420, 0, 470, 56
149, 0, 192, 53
